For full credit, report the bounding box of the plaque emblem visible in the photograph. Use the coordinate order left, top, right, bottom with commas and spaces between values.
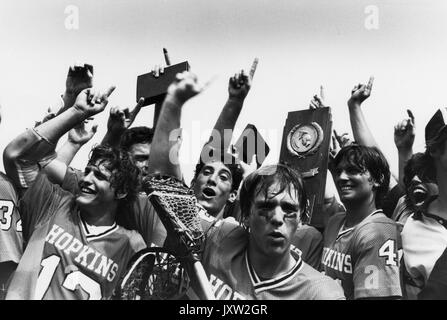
287, 122, 324, 158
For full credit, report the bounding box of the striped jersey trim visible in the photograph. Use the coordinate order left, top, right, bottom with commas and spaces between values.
336, 209, 383, 240
245, 250, 303, 294
80, 218, 119, 240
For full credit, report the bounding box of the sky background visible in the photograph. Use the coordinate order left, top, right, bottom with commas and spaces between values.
0, 0, 446, 183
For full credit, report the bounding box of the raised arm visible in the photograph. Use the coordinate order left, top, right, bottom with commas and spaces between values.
347, 76, 379, 147
101, 99, 145, 148
206, 58, 258, 152
394, 110, 415, 186
43, 121, 98, 185
3, 87, 114, 189
147, 71, 206, 179
347, 77, 398, 188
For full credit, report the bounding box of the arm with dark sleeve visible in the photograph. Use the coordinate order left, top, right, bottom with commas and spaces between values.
352, 222, 403, 299
418, 247, 447, 300
293, 225, 323, 269
19, 173, 65, 243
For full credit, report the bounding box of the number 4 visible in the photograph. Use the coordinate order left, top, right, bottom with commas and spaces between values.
379, 239, 397, 266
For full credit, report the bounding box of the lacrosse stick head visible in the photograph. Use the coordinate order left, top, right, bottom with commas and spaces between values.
142, 174, 205, 260
113, 247, 190, 300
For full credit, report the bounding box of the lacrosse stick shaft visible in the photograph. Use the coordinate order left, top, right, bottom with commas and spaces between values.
192, 261, 216, 300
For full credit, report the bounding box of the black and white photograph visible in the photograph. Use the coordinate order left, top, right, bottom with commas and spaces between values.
0, 0, 446, 306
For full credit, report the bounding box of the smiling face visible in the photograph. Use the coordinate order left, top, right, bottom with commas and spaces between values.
192, 161, 235, 217
334, 159, 376, 205
76, 160, 117, 210
247, 181, 301, 258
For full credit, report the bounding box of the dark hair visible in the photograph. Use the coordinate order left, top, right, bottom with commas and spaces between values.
333, 144, 390, 208
88, 145, 140, 204
403, 152, 436, 188
193, 145, 244, 193
239, 164, 308, 224
119, 126, 154, 152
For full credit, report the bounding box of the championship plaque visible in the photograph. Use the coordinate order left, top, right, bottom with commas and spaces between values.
279, 107, 332, 230
136, 61, 190, 127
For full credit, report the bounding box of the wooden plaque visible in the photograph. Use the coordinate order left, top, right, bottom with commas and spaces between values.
279, 107, 332, 229
136, 61, 190, 128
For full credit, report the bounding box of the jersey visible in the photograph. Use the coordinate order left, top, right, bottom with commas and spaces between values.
62, 167, 167, 247
202, 218, 345, 300
322, 210, 402, 299
401, 210, 447, 296
0, 172, 23, 264
6, 173, 146, 300
292, 225, 323, 270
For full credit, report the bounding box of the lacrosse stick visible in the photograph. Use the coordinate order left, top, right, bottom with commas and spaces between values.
116, 174, 215, 300
114, 247, 190, 300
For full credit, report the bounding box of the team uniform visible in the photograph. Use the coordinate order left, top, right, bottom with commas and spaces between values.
62, 167, 167, 247
0, 172, 23, 264
322, 209, 402, 299
401, 197, 447, 299
6, 173, 146, 300
201, 218, 345, 300
0, 172, 23, 298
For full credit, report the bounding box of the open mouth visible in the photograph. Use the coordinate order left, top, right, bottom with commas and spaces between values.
202, 187, 216, 199
79, 183, 96, 195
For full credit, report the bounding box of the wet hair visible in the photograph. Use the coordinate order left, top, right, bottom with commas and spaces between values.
119, 126, 154, 152
333, 144, 390, 208
87, 144, 140, 204
192, 146, 244, 193
239, 164, 308, 224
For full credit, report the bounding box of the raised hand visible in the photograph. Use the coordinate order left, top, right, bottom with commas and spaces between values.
65, 63, 94, 97
167, 71, 210, 105
394, 109, 415, 150
107, 98, 145, 134
228, 58, 258, 101
68, 121, 98, 146
309, 85, 327, 109
348, 76, 374, 106
330, 130, 353, 159
73, 86, 116, 118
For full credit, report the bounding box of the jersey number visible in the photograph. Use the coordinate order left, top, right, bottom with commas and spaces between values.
35, 255, 102, 299
0, 200, 21, 231
378, 239, 398, 266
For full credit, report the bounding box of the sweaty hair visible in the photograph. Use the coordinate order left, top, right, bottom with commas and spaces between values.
239, 164, 308, 224
87, 145, 140, 204
193, 146, 244, 193
333, 144, 390, 208
119, 126, 154, 152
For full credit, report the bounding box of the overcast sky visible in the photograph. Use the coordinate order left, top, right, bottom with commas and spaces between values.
1, 0, 446, 182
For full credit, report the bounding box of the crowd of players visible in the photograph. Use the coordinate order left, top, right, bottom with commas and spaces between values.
0, 53, 446, 300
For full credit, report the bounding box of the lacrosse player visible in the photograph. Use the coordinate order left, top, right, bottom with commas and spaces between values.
4, 86, 146, 299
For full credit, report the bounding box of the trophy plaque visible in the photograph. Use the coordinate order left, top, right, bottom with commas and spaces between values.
279, 107, 332, 230
136, 61, 190, 127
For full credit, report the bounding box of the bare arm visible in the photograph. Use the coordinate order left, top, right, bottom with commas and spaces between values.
347, 77, 398, 188
147, 71, 207, 179
206, 59, 258, 152
3, 87, 114, 189
394, 110, 415, 186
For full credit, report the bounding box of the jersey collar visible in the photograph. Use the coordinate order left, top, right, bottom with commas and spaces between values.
245, 250, 303, 294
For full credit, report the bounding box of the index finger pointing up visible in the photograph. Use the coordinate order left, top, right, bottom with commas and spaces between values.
249, 58, 259, 79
